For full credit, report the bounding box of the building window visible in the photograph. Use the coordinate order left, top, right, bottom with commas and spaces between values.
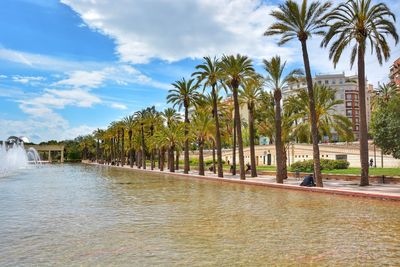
325, 80, 329, 84
346, 94, 352, 100
318, 81, 322, 85
339, 80, 343, 84
332, 80, 336, 84
346, 110, 352, 116
354, 101, 359, 107
354, 95, 359, 100
346, 101, 352, 107
355, 110, 359, 116
355, 125, 359, 131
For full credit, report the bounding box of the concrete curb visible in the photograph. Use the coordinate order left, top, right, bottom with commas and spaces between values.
92, 163, 400, 202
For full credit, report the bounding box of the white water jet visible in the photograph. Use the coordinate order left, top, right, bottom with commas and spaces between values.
0, 136, 41, 177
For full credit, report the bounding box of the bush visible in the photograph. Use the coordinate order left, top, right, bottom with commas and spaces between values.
290, 159, 349, 172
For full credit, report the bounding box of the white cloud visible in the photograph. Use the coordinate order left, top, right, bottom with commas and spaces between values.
110, 102, 127, 110
61, 0, 293, 64
12, 75, 45, 84
54, 70, 107, 89
61, 0, 399, 87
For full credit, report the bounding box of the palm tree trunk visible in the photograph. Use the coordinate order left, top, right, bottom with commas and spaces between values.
212, 141, 216, 174
300, 40, 322, 187
274, 89, 284, 183
212, 85, 224, 177
248, 103, 257, 177
232, 116, 237, 175
150, 149, 154, 170
160, 148, 164, 171
184, 105, 190, 174
130, 149, 134, 168
121, 128, 125, 166
282, 145, 288, 179
170, 146, 175, 172
199, 140, 205, 176
357, 44, 369, 186
176, 149, 180, 170
233, 86, 246, 180
141, 124, 146, 169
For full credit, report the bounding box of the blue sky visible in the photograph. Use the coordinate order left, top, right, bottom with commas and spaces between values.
1, 0, 399, 143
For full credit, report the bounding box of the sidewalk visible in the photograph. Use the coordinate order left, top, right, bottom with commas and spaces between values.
95, 163, 400, 201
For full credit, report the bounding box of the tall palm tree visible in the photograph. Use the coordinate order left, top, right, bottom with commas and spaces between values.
372, 83, 399, 110
193, 56, 224, 177
162, 108, 182, 170
287, 84, 354, 142
134, 109, 147, 169
265, 0, 331, 187
192, 108, 216, 176
144, 106, 162, 170
263, 56, 302, 183
123, 115, 136, 167
322, 0, 398, 186
220, 54, 255, 180
239, 74, 263, 177
167, 78, 201, 174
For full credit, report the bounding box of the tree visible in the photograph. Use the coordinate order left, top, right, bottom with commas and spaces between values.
144, 106, 162, 170
263, 56, 302, 183
371, 83, 399, 110
123, 115, 136, 168
287, 84, 354, 142
265, 0, 331, 187
322, 0, 398, 186
371, 95, 400, 158
167, 78, 201, 174
134, 109, 147, 169
191, 108, 216, 175
239, 74, 263, 177
220, 54, 255, 180
193, 56, 224, 177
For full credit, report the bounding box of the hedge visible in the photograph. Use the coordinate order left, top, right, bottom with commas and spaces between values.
290, 159, 349, 172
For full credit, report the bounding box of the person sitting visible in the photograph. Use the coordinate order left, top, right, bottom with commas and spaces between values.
245, 163, 251, 173
300, 174, 316, 187
209, 165, 214, 172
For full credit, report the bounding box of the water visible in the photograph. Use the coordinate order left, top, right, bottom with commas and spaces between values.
0, 143, 41, 177
1, 164, 400, 266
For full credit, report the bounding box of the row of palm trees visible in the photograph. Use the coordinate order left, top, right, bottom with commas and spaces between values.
86, 0, 397, 187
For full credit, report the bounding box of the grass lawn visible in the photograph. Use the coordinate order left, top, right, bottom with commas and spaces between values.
321, 167, 400, 176
189, 163, 400, 176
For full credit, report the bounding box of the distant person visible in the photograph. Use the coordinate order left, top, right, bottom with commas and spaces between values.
300, 174, 316, 187
370, 158, 374, 167
209, 165, 214, 172
246, 163, 251, 172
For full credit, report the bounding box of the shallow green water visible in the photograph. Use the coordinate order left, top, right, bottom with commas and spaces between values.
1, 164, 400, 266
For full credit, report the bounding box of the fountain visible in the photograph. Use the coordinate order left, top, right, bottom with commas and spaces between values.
0, 136, 41, 176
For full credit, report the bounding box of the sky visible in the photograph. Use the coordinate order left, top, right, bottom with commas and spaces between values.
0, 0, 399, 143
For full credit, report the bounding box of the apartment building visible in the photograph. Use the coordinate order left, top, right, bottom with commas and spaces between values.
282, 73, 373, 141
390, 57, 400, 87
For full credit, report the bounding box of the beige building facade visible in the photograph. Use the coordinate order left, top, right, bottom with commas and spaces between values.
282, 73, 373, 140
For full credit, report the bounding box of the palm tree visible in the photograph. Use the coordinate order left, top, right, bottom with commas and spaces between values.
265, 0, 331, 187
162, 108, 182, 170
286, 84, 354, 142
167, 78, 201, 174
193, 56, 224, 177
322, 0, 398, 186
123, 115, 136, 168
144, 106, 162, 170
192, 108, 216, 175
239, 74, 263, 177
134, 109, 147, 169
372, 83, 399, 110
220, 54, 255, 180
263, 56, 302, 183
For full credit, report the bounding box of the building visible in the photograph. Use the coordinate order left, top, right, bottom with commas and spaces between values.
389, 57, 400, 87
282, 73, 373, 141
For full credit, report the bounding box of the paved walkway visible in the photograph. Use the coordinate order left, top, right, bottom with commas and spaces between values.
95, 163, 400, 201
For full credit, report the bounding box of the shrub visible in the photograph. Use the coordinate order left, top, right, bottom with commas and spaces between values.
290, 159, 349, 172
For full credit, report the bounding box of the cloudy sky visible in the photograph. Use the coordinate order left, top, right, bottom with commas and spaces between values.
1, 0, 399, 143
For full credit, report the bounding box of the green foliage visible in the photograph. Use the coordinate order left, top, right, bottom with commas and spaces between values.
371, 96, 400, 159
290, 159, 349, 172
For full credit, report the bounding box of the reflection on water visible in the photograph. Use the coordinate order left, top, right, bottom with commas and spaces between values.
1, 164, 400, 266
